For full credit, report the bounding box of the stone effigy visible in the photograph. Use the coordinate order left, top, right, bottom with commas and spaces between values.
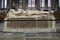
3, 9, 56, 32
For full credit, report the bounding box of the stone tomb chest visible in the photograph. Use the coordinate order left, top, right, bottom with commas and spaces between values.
4, 9, 56, 32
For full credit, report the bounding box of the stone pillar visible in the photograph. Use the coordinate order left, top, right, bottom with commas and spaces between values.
51, 0, 55, 11
7, 0, 11, 10
15, 0, 19, 10
23, 0, 26, 10
36, 0, 40, 10
11, 0, 15, 9
0, 0, 2, 9
56, 0, 59, 11
9, 0, 12, 9
52, 0, 59, 11
8, 0, 12, 9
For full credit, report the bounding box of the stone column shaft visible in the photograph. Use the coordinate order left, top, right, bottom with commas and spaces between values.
23, 0, 26, 10
36, 0, 40, 10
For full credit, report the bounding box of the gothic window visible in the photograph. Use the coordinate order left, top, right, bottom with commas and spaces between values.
59, 0, 60, 7
48, 0, 51, 7
48, 0, 51, 10
1, 0, 7, 8
41, 0, 45, 7
27, 0, 36, 10
40, 0, 45, 10
40, 0, 51, 11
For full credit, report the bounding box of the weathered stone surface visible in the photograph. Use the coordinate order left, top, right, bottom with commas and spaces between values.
4, 9, 56, 32
6, 18, 49, 28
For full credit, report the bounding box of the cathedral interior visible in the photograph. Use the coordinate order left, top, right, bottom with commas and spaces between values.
0, 0, 60, 40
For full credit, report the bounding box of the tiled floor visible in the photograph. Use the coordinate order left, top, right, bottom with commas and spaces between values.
0, 32, 60, 40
